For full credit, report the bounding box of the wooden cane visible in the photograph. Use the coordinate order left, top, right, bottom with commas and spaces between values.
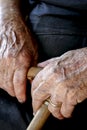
26, 67, 50, 130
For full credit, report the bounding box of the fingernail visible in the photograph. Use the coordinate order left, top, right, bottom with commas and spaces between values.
18, 97, 26, 103
33, 112, 35, 116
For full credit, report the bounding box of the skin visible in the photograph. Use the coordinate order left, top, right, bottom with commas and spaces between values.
1, 0, 87, 121
0, 0, 38, 102
31, 47, 87, 119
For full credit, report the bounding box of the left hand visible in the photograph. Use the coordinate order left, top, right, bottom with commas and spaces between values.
31, 48, 87, 119
0, 6, 38, 102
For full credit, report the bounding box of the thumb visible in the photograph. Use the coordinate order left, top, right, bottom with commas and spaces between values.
37, 58, 55, 67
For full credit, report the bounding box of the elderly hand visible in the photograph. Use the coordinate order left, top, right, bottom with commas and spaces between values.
32, 48, 87, 119
0, 0, 38, 102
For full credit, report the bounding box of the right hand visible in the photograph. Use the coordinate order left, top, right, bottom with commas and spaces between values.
0, 3, 38, 102
31, 48, 87, 119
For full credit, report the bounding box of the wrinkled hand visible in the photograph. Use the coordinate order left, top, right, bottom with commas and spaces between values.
32, 48, 87, 119
0, 14, 38, 102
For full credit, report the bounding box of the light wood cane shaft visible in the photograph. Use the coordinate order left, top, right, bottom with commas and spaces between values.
27, 67, 42, 81
27, 67, 50, 130
26, 101, 50, 130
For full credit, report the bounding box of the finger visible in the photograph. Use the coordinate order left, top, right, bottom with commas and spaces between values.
31, 68, 50, 92
13, 67, 28, 102
60, 83, 77, 118
0, 70, 15, 97
48, 100, 64, 119
0, 85, 15, 97
47, 96, 64, 119
31, 73, 43, 94
37, 62, 50, 68
32, 91, 49, 114
60, 102, 75, 118
32, 81, 50, 113
2, 85, 15, 97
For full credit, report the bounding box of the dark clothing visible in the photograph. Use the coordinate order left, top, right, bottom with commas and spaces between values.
0, 0, 87, 130
0, 81, 33, 130
28, 0, 87, 61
